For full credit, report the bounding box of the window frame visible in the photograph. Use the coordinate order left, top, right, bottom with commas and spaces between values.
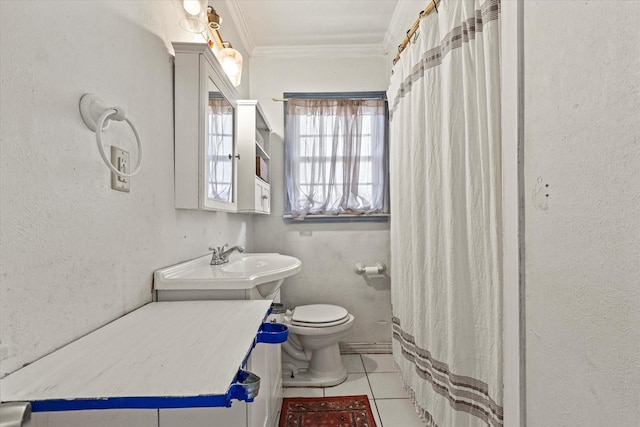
283, 91, 390, 223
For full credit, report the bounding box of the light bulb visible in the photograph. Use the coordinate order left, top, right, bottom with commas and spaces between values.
222, 58, 239, 76
179, 0, 208, 33
183, 0, 201, 16
218, 47, 243, 86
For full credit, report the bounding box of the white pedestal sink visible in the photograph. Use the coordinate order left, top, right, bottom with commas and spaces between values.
154, 253, 302, 300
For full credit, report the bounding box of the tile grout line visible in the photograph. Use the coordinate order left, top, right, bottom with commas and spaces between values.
361, 354, 385, 427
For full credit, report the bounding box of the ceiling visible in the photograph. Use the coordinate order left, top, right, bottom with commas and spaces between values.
220, 0, 422, 57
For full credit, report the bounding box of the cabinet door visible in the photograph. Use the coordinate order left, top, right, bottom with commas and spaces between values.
261, 185, 271, 214
246, 334, 282, 427
173, 42, 238, 212
265, 305, 283, 427
159, 406, 246, 427
33, 410, 157, 427
254, 181, 265, 212
201, 57, 237, 212
254, 179, 270, 214
246, 346, 270, 427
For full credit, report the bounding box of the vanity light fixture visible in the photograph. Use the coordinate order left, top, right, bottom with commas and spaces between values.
196, 4, 243, 87
179, 0, 208, 34
207, 7, 222, 30
218, 42, 243, 87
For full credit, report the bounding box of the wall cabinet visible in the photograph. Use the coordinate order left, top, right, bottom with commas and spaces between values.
173, 42, 239, 212
237, 100, 272, 214
172, 45, 272, 215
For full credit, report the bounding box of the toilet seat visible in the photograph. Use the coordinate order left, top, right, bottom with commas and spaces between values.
291, 304, 350, 328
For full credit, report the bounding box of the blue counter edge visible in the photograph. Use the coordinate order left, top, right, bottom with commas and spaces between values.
17, 314, 286, 412
30, 394, 233, 412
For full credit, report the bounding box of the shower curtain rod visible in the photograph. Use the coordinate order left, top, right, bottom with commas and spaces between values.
393, 0, 441, 65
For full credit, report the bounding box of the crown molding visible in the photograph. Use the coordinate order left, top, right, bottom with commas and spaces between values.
222, 0, 405, 60
251, 44, 388, 59
223, 0, 255, 54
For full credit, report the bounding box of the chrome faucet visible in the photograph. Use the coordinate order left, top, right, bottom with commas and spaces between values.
209, 244, 245, 265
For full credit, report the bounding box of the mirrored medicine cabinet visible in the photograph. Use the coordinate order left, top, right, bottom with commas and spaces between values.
173, 42, 238, 212
173, 42, 272, 214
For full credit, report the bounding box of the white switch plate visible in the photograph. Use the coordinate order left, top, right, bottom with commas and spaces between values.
110, 146, 130, 193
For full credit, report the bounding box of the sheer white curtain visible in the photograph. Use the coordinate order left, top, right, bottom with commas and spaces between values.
387, 0, 503, 426
207, 97, 234, 202
284, 98, 387, 219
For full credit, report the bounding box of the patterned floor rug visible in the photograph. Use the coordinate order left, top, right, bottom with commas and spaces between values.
278, 395, 377, 427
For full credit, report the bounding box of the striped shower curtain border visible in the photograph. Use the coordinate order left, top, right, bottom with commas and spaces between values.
393, 316, 504, 427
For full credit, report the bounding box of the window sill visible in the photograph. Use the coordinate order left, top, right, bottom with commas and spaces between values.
283, 214, 389, 224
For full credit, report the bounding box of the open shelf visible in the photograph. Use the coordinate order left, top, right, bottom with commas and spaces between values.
255, 141, 270, 161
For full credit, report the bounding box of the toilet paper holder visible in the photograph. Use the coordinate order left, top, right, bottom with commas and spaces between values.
353, 262, 386, 275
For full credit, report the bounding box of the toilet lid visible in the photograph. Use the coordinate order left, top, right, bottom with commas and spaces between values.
291, 304, 350, 327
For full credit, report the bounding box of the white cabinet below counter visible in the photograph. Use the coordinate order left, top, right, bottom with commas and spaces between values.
160, 404, 247, 427
156, 291, 284, 427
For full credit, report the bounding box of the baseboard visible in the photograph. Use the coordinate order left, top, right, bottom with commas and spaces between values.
339, 342, 392, 354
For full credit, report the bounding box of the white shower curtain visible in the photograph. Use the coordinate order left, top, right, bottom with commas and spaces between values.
387, 1, 503, 426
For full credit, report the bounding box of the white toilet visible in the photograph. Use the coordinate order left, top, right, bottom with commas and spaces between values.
281, 304, 355, 387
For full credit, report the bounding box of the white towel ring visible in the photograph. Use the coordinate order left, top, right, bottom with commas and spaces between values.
79, 94, 143, 178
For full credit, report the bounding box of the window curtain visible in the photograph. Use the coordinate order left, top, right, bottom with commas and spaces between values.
387, 0, 503, 426
284, 98, 387, 219
207, 97, 233, 202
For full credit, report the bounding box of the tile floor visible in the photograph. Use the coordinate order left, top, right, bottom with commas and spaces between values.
282, 354, 424, 427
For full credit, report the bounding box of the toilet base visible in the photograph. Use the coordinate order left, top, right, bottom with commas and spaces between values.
282, 337, 349, 387
282, 366, 347, 387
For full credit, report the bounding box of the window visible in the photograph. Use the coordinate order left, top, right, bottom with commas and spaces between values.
284, 92, 389, 221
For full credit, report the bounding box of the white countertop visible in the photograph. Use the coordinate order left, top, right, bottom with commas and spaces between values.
0, 300, 272, 410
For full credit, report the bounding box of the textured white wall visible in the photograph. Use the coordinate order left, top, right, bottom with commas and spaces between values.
0, 1, 252, 378
523, 1, 640, 425
249, 55, 392, 346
